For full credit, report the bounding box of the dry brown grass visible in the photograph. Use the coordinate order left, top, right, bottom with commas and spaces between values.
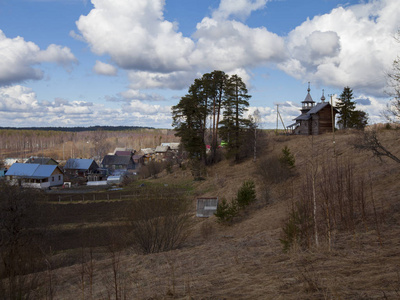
14, 130, 400, 299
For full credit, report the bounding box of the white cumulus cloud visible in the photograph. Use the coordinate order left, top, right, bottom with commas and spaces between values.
76, 0, 194, 73
192, 18, 286, 72
75, 0, 286, 89
93, 60, 117, 76
280, 0, 400, 96
212, 0, 269, 21
0, 30, 77, 86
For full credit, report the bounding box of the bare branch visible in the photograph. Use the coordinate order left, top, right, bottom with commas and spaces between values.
354, 130, 400, 164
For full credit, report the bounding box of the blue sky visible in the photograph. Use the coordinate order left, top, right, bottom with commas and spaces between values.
0, 0, 399, 128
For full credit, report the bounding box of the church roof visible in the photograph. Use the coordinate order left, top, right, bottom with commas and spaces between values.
295, 102, 331, 120
302, 83, 315, 104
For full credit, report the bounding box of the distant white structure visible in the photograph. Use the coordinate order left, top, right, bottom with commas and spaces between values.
107, 175, 123, 185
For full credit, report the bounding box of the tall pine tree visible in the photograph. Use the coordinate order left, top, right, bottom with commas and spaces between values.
336, 86, 368, 129
172, 71, 252, 168
336, 86, 356, 129
172, 79, 208, 161
219, 75, 251, 161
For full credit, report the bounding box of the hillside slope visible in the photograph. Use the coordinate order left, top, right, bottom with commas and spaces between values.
52, 130, 400, 299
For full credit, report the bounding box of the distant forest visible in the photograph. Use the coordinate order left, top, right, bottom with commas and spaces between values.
0, 126, 154, 132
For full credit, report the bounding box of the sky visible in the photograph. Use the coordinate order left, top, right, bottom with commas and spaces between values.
0, 0, 399, 129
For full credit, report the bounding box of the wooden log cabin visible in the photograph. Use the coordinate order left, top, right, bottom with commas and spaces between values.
288, 83, 338, 135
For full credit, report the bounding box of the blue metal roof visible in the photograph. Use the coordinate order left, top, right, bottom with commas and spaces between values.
33, 165, 59, 179
6, 163, 58, 179
64, 159, 96, 170
6, 163, 38, 177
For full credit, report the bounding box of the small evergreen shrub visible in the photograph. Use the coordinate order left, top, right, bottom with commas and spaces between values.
236, 180, 256, 208
214, 198, 238, 223
280, 204, 313, 252
279, 146, 295, 169
215, 180, 257, 223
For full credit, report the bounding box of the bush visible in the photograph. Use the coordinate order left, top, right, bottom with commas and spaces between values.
258, 156, 294, 183
214, 198, 238, 223
126, 186, 192, 254
138, 161, 165, 179
236, 180, 256, 208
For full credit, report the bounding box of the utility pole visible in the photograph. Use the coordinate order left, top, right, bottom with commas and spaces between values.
329, 94, 336, 156
276, 104, 287, 135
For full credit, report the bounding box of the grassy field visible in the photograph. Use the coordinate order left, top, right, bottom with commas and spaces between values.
2, 128, 400, 299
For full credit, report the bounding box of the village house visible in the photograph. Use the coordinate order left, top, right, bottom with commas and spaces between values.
101, 155, 136, 173
141, 148, 155, 164
64, 158, 99, 177
5, 163, 63, 189
132, 154, 144, 168
288, 84, 338, 135
161, 142, 180, 152
155, 145, 171, 161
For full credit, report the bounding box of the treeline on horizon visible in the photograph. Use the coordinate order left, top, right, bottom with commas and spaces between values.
0, 125, 155, 132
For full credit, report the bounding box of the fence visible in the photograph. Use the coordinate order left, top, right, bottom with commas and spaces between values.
46, 188, 188, 203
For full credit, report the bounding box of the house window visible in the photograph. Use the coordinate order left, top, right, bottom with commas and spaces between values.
58, 175, 61, 180
52, 176, 54, 182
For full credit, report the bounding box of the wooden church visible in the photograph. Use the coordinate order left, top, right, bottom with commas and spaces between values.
288, 83, 338, 135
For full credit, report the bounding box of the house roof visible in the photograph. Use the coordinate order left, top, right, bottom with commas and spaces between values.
25, 157, 58, 165
102, 155, 132, 165
155, 145, 169, 153
6, 163, 60, 179
141, 148, 155, 155
113, 147, 133, 154
161, 143, 180, 150
169, 143, 180, 150
115, 151, 132, 156
64, 159, 97, 170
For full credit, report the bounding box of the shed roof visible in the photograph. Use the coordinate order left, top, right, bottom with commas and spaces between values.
6, 163, 59, 179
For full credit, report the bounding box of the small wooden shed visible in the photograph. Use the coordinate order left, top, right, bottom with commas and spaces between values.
196, 198, 219, 217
